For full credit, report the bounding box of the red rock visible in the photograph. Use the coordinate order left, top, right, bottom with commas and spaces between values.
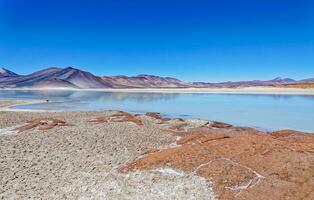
145, 112, 162, 119
197, 133, 229, 143
211, 121, 233, 128
15, 118, 68, 132
88, 117, 108, 124
270, 129, 308, 138
89, 112, 143, 126
176, 133, 205, 145
119, 114, 314, 200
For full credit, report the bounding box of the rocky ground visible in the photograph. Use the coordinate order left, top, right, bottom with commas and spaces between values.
0, 101, 214, 199
0, 100, 313, 199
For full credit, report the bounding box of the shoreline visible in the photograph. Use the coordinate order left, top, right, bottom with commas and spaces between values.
1, 99, 314, 133
0, 99, 52, 112
0, 103, 313, 199
1, 86, 314, 95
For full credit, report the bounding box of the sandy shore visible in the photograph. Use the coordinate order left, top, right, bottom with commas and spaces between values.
0, 101, 214, 199
0, 100, 50, 112
2, 86, 314, 95
0, 100, 313, 199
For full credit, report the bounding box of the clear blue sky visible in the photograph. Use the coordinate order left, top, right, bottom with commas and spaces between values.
0, 0, 313, 82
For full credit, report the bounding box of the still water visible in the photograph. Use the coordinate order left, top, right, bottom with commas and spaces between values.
1, 90, 314, 132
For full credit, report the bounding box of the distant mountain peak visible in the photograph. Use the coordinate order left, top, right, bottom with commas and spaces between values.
62, 66, 92, 74
271, 77, 295, 83
273, 76, 289, 81
1, 66, 313, 89
0, 67, 18, 77
0, 67, 6, 72
64, 66, 76, 70
136, 74, 158, 78
29, 67, 62, 76
273, 76, 283, 80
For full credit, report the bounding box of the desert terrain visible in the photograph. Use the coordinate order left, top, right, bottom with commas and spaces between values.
0, 100, 313, 199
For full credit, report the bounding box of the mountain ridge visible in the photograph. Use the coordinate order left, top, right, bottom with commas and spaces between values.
0, 66, 313, 89
0, 67, 19, 77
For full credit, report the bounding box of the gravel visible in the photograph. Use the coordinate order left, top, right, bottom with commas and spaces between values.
0, 100, 215, 199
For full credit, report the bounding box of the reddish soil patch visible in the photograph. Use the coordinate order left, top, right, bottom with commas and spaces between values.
119, 113, 314, 200
270, 129, 308, 138
87, 117, 108, 124
88, 111, 143, 126
14, 118, 67, 133
176, 133, 229, 145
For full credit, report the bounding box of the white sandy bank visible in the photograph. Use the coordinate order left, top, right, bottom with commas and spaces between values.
1, 87, 314, 95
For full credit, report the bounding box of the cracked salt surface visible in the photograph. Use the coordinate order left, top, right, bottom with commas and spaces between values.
189, 157, 265, 197
79, 169, 216, 200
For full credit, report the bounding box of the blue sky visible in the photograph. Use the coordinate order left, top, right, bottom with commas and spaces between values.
0, 0, 313, 82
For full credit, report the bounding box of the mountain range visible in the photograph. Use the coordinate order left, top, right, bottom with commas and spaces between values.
0, 66, 313, 89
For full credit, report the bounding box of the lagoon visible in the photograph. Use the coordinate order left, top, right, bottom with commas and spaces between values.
1, 89, 314, 132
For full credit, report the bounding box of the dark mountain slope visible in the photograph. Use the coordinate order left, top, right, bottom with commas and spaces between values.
0, 66, 313, 89
101, 74, 191, 88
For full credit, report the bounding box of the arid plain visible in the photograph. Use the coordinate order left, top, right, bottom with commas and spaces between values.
0, 100, 313, 200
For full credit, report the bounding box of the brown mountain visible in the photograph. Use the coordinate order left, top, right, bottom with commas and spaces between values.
31, 78, 80, 89
101, 74, 190, 88
0, 66, 313, 89
0, 67, 19, 79
193, 77, 297, 88
0, 67, 111, 89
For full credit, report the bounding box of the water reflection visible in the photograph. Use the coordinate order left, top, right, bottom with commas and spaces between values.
68, 92, 180, 102
191, 93, 314, 101
0, 90, 180, 102
1, 90, 314, 132
2, 90, 314, 102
